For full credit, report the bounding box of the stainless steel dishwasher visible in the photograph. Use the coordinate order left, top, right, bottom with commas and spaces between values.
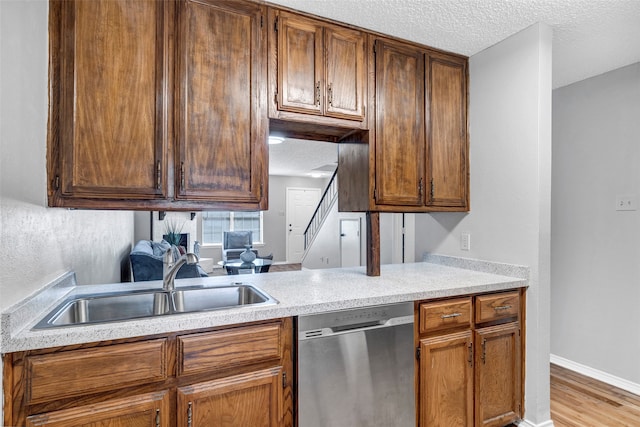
297, 302, 415, 427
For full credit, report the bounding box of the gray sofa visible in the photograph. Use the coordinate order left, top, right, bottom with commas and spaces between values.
130, 240, 208, 282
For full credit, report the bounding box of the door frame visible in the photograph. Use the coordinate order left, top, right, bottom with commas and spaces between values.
285, 187, 321, 263
340, 218, 361, 267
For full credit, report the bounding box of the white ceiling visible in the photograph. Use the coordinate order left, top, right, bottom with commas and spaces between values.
269, 139, 338, 177
268, 0, 640, 176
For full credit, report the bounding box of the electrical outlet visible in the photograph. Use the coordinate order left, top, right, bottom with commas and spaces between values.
616, 194, 637, 211
460, 233, 471, 251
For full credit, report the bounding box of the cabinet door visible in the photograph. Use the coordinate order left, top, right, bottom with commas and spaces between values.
177, 0, 267, 207
419, 331, 474, 427
426, 53, 468, 209
26, 391, 170, 427
50, 0, 168, 203
177, 367, 284, 427
374, 39, 425, 207
475, 323, 521, 427
276, 11, 324, 115
324, 25, 366, 121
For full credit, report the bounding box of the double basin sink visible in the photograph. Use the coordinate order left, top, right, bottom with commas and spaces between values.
34, 283, 277, 329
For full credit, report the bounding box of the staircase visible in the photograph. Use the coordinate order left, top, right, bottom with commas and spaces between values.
303, 170, 338, 255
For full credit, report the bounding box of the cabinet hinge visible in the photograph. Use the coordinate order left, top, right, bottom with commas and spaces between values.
416, 346, 421, 360
274, 16, 278, 32
282, 371, 287, 388
54, 175, 60, 191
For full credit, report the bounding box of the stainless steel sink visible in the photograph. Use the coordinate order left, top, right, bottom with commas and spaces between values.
172, 284, 274, 313
34, 284, 277, 329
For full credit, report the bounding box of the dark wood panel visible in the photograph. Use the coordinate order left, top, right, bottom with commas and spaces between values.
50, 0, 168, 201
374, 38, 425, 207
325, 24, 366, 120
427, 53, 469, 208
176, 0, 267, 206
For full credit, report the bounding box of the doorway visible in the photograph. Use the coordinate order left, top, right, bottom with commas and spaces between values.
286, 187, 321, 263
340, 219, 361, 267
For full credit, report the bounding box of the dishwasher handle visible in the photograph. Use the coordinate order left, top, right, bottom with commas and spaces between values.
299, 314, 413, 340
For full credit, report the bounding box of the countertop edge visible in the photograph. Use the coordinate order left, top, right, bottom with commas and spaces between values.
2, 257, 528, 353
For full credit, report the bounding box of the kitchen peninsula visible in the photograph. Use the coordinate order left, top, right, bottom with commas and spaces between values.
3, 255, 527, 426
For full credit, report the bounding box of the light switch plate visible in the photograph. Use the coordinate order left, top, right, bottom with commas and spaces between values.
460, 233, 471, 251
616, 194, 637, 211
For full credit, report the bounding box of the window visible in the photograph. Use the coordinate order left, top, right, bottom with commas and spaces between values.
201, 211, 263, 245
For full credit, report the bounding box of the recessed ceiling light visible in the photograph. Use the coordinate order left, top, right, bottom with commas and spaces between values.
268, 136, 284, 145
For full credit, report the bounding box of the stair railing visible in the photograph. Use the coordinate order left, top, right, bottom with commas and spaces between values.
303, 169, 338, 252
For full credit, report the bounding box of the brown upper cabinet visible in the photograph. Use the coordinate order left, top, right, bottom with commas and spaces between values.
426, 52, 469, 210
176, 0, 268, 208
268, 10, 367, 130
338, 35, 469, 212
47, 0, 169, 206
47, 0, 268, 210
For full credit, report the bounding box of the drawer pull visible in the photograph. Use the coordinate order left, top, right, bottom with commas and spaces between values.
441, 312, 462, 319
494, 305, 512, 311
187, 401, 193, 427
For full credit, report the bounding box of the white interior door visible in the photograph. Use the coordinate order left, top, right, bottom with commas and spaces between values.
340, 219, 361, 267
286, 187, 321, 263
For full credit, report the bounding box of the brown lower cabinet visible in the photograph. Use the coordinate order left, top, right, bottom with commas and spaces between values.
417, 290, 524, 427
4, 319, 293, 427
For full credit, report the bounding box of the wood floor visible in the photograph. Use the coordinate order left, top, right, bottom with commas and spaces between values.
550, 363, 640, 426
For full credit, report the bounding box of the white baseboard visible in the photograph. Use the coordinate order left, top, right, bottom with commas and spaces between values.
550, 354, 640, 395
518, 420, 555, 427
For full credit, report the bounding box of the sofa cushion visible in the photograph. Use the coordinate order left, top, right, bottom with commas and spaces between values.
151, 240, 171, 256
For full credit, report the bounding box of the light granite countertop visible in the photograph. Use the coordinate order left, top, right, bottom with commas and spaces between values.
1, 255, 528, 353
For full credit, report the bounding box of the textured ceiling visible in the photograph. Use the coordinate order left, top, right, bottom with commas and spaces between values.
269, 139, 337, 177
268, 0, 640, 89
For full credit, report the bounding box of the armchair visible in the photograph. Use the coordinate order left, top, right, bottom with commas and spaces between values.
130, 240, 208, 282
222, 231, 257, 262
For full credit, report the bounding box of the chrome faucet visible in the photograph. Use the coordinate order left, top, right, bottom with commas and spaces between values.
163, 252, 199, 291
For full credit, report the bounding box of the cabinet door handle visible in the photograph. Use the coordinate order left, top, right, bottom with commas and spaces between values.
440, 312, 462, 319
327, 82, 333, 106
155, 409, 160, 427
418, 178, 423, 197
180, 162, 185, 192
315, 81, 321, 106
468, 342, 473, 367
187, 401, 193, 427
156, 160, 161, 190
494, 305, 512, 311
481, 339, 487, 364
430, 178, 434, 199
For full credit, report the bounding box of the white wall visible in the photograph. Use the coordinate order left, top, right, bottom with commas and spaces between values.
0, 1, 135, 321
551, 63, 640, 385
414, 24, 553, 425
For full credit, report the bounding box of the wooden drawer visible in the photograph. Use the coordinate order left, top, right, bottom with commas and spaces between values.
419, 297, 472, 334
26, 339, 168, 404
475, 291, 520, 324
178, 322, 282, 376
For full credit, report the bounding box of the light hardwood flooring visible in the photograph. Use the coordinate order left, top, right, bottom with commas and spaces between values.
550, 363, 640, 427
